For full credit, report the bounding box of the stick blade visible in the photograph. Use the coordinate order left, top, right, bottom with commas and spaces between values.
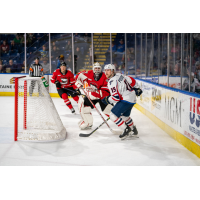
79, 133, 91, 137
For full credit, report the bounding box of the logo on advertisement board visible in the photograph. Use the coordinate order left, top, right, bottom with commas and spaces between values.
152, 88, 161, 110
165, 95, 181, 127
189, 97, 200, 137
10, 77, 15, 84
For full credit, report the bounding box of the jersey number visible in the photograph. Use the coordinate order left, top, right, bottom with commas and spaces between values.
111, 87, 116, 93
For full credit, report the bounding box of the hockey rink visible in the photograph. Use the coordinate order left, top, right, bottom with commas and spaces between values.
0, 96, 200, 166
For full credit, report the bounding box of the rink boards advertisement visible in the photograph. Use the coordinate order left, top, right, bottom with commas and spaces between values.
0, 74, 58, 96
136, 79, 200, 150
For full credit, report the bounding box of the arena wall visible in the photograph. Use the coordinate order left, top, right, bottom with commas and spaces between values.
0, 74, 59, 97
135, 78, 200, 158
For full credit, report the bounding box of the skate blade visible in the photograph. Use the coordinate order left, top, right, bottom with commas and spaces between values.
120, 135, 129, 140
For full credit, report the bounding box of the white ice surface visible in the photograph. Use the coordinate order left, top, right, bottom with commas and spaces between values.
0, 96, 200, 166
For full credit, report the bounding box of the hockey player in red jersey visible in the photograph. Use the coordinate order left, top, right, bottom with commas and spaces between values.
51, 62, 79, 113
75, 62, 111, 130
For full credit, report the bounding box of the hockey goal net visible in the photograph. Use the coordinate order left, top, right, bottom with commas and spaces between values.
14, 76, 66, 142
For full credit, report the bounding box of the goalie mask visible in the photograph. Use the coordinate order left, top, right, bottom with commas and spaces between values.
93, 62, 102, 81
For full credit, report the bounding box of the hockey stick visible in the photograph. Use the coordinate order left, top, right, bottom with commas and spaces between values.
80, 87, 118, 134
79, 117, 110, 137
62, 88, 81, 95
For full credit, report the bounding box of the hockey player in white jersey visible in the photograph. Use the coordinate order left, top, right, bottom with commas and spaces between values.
102, 64, 142, 139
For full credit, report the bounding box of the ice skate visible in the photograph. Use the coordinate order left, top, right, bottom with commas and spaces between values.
129, 125, 139, 138
70, 108, 76, 114
119, 125, 131, 140
80, 123, 92, 130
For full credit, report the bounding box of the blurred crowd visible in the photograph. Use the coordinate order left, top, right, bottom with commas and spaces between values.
1, 33, 200, 94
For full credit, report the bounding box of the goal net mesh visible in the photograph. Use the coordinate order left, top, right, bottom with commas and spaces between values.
16, 77, 66, 142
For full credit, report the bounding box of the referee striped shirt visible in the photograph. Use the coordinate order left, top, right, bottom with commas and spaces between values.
29, 64, 44, 77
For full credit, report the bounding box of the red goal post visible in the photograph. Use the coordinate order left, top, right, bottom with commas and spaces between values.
14, 76, 66, 142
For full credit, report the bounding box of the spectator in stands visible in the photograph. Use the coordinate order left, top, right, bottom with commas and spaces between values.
83, 33, 90, 42
161, 61, 167, 75
28, 33, 36, 45
9, 40, 18, 54
183, 69, 200, 93
52, 41, 59, 50
21, 61, 25, 73
65, 40, 72, 52
51, 46, 59, 60
107, 42, 117, 53
74, 46, 83, 72
16, 61, 25, 73
193, 51, 199, 62
20, 34, 32, 46
0, 60, 3, 73
42, 57, 50, 74
57, 54, 65, 68
182, 60, 188, 76
117, 39, 125, 53
39, 45, 49, 61
74, 33, 80, 42
195, 61, 200, 81
119, 63, 126, 74
171, 43, 180, 54
66, 54, 72, 70
13, 34, 21, 44
128, 60, 136, 75
127, 47, 135, 62
0, 40, 9, 54
105, 42, 117, 61
2, 59, 19, 73
174, 61, 181, 75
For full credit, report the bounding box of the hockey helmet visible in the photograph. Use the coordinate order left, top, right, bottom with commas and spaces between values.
104, 64, 116, 72
93, 62, 102, 75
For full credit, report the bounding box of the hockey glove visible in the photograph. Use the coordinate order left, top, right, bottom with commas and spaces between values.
75, 88, 81, 95
55, 81, 61, 88
134, 88, 143, 96
102, 96, 111, 106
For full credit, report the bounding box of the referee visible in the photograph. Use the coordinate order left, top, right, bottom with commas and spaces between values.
29, 57, 44, 96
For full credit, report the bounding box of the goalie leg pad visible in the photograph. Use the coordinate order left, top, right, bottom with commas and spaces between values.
78, 95, 93, 129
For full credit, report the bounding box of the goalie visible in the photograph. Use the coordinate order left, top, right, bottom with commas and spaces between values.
75, 62, 111, 130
